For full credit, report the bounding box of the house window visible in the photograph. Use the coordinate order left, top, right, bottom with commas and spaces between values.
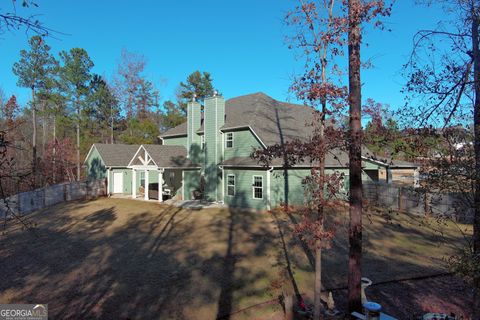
140, 171, 145, 188
227, 174, 235, 196
201, 135, 205, 150
226, 132, 234, 148
252, 175, 263, 199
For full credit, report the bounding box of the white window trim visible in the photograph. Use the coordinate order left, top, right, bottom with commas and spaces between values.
227, 174, 235, 196
225, 132, 234, 148
140, 171, 146, 188
252, 175, 263, 199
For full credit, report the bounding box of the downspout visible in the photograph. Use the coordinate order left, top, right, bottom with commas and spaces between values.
219, 165, 225, 204
267, 166, 274, 210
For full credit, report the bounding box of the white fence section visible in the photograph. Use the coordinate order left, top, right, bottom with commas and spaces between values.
1, 180, 106, 218
363, 182, 474, 222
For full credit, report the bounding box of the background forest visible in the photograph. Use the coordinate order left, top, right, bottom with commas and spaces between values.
0, 36, 215, 195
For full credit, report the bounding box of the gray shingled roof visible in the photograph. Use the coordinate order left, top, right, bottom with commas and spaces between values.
142, 145, 200, 168
160, 122, 188, 137
92, 143, 140, 167
159, 92, 316, 144
221, 148, 350, 168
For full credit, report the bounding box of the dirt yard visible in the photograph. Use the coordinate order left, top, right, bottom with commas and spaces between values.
0, 198, 473, 319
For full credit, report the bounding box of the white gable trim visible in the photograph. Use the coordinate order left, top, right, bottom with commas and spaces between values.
127, 145, 159, 167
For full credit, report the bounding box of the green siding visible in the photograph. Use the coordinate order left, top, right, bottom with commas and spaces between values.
223, 129, 263, 159
85, 147, 107, 180
270, 168, 350, 208
271, 169, 309, 208
362, 160, 382, 182
204, 97, 225, 201
363, 160, 381, 170
189, 134, 204, 167
183, 170, 201, 200
187, 101, 202, 163
162, 136, 187, 147
223, 169, 268, 210
109, 169, 132, 194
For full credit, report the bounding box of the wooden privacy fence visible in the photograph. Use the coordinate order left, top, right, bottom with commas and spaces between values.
363, 182, 474, 223
0, 180, 107, 218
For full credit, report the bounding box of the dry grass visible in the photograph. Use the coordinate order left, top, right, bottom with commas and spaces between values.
0, 198, 473, 319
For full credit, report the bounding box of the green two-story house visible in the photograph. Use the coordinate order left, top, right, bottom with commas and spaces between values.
85, 92, 418, 210
158, 92, 394, 210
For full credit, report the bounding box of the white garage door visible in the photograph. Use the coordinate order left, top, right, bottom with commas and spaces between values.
113, 172, 123, 193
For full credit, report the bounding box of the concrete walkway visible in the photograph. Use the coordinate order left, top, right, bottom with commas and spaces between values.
109, 194, 226, 210
164, 199, 227, 210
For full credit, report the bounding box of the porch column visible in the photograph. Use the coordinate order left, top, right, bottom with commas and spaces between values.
158, 169, 163, 202
413, 168, 420, 187
132, 169, 137, 198
106, 168, 111, 195
144, 169, 149, 200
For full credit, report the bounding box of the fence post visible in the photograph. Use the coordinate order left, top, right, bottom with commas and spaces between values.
424, 192, 429, 216
42, 187, 46, 210
398, 187, 403, 212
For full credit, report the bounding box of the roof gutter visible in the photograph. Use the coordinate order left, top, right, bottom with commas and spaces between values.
159, 133, 188, 139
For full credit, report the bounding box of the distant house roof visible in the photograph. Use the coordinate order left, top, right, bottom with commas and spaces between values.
362, 157, 420, 169
140, 145, 200, 168
87, 143, 140, 167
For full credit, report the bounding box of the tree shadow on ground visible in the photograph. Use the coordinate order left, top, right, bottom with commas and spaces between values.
0, 198, 283, 320
271, 207, 473, 318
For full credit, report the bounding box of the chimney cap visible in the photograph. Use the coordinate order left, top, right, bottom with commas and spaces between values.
213, 90, 218, 97
192, 93, 197, 102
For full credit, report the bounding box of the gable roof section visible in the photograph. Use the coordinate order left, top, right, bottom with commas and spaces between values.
160, 122, 188, 138
86, 143, 140, 167
130, 145, 200, 168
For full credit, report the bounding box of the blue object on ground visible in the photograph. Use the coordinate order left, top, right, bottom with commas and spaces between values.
363, 302, 382, 312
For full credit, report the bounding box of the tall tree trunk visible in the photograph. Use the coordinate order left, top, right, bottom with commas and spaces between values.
52, 114, 56, 184
313, 45, 329, 320
110, 104, 114, 144
314, 150, 325, 320
347, 0, 363, 316
76, 97, 80, 181
31, 87, 37, 188
42, 100, 46, 157
471, 6, 480, 318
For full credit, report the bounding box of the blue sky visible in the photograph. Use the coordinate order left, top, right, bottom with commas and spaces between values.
1, 0, 443, 111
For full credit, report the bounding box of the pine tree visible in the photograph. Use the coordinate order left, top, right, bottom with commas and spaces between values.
12, 35, 56, 187
58, 48, 94, 181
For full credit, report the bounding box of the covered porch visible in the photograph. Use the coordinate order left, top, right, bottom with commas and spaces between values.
127, 145, 201, 202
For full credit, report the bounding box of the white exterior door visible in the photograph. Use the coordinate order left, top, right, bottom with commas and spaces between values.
113, 172, 123, 193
